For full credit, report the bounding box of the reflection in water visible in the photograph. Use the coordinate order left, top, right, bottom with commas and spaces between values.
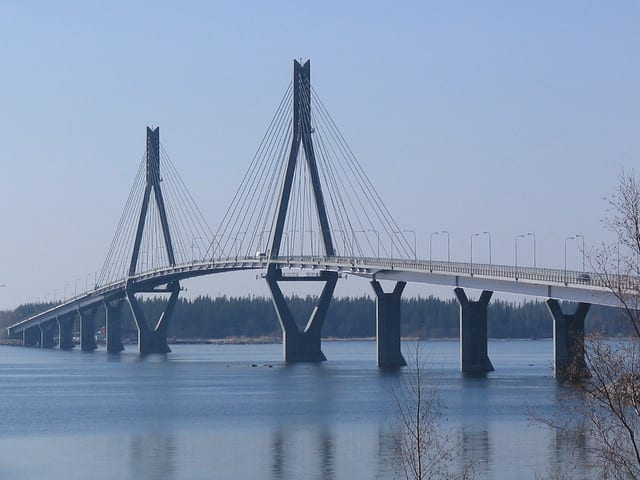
270, 427, 335, 480
460, 424, 490, 477
271, 429, 284, 478
130, 433, 176, 480
549, 413, 589, 477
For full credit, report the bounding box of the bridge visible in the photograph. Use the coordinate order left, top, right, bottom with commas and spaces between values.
7, 60, 636, 378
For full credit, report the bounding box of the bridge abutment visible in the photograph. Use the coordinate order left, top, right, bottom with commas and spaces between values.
105, 300, 125, 353
79, 309, 98, 351
266, 270, 337, 363
546, 299, 590, 380
371, 280, 407, 368
454, 288, 494, 373
57, 316, 74, 350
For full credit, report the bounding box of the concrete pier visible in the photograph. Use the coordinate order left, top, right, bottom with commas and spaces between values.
105, 300, 125, 353
546, 299, 590, 380
454, 288, 494, 373
266, 270, 337, 363
79, 309, 97, 351
126, 285, 179, 355
39, 322, 56, 348
371, 280, 407, 368
23, 326, 40, 347
57, 316, 74, 350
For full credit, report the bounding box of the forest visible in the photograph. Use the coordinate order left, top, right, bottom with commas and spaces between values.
0, 294, 631, 340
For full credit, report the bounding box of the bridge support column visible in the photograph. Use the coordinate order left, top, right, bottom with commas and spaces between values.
105, 300, 125, 353
126, 282, 179, 355
23, 326, 40, 347
454, 288, 494, 373
57, 316, 74, 350
79, 309, 98, 351
371, 280, 407, 368
39, 322, 56, 348
266, 270, 337, 363
546, 299, 590, 380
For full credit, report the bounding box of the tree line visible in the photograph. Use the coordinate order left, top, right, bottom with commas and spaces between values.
0, 295, 630, 340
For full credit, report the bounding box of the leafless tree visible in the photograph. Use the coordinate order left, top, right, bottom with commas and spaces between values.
560, 170, 640, 479
391, 344, 471, 480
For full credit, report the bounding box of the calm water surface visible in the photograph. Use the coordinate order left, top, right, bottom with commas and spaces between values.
0, 340, 592, 479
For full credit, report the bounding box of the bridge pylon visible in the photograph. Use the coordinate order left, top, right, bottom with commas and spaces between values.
266, 60, 337, 363
125, 127, 181, 355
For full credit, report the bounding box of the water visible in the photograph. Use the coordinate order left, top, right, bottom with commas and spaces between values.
0, 340, 592, 479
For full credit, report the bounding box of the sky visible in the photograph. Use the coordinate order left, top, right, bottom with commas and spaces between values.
0, 1, 638, 308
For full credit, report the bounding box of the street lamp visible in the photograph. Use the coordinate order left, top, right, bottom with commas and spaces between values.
515, 234, 525, 271
441, 230, 450, 262
403, 230, 417, 260
333, 230, 346, 257
429, 232, 439, 269
564, 235, 576, 282
368, 229, 380, 258
233, 232, 247, 258
527, 233, 537, 268
575, 234, 586, 271
483, 231, 492, 265
470, 233, 480, 272
258, 230, 271, 255
191, 236, 202, 260
304, 229, 316, 256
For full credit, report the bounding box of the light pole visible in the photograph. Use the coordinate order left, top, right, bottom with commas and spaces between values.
304, 229, 316, 256
470, 233, 480, 272
575, 234, 586, 271
515, 234, 525, 271
403, 230, 417, 260
258, 230, 271, 255
441, 230, 450, 262
429, 232, 439, 269
527, 233, 537, 268
564, 235, 576, 282
210, 234, 223, 261
368, 229, 380, 258
233, 232, 247, 258
333, 230, 345, 257
191, 236, 202, 260
483, 231, 492, 265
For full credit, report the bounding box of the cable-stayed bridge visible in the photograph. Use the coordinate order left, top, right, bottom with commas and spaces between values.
7, 60, 636, 378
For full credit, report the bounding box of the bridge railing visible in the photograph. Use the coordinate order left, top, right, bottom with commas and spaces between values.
272, 255, 637, 292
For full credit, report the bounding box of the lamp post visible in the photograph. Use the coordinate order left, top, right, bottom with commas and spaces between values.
515, 234, 525, 272
564, 235, 576, 282
527, 233, 537, 268
483, 231, 492, 265
333, 230, 346, 257
470, 233, 480, 272
304, 229, 316, 257
258, 230, 271, 255
233, 232, 247, 258
368, 229, 380, 258
441, 230, 450, 262
403, 230, 417, 260
191, 236, 202, 261
429, 232, 439, 269
575, 234, 586, 271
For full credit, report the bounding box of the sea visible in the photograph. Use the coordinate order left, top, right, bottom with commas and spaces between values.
0, 339, 594, 479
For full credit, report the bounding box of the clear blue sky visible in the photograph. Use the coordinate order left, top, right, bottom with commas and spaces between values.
0, 1, 638, 308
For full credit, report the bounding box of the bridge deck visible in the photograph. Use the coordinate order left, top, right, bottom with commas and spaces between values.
8, 256, 631, 336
